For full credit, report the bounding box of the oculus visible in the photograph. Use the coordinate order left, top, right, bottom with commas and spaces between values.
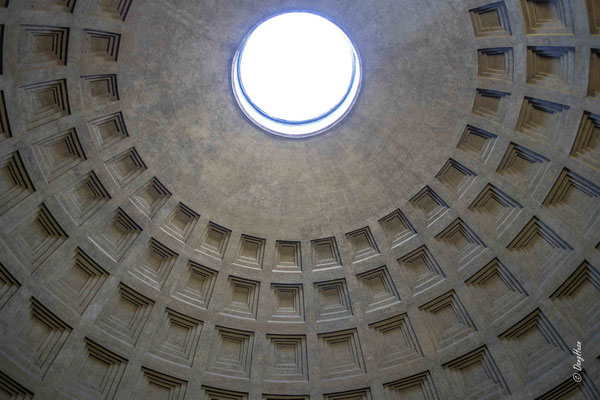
232, 12, 361, 137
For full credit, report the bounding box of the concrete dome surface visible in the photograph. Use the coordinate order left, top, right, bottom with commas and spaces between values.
0, 0, 598, 399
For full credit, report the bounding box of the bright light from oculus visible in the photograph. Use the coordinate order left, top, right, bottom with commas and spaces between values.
232, 12, 361, 137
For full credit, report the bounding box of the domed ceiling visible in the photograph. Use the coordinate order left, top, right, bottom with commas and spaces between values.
123, 0, 476, 235
0, 0, 598, 399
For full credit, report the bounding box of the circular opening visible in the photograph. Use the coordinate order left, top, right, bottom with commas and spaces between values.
232, 12, 361, 138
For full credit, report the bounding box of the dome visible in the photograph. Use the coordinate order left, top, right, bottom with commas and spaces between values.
0, 0, 598, 399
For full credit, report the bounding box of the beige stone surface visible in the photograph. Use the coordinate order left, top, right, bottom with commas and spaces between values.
0, 0, 598, 399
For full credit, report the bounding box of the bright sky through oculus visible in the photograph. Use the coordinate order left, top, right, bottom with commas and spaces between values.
233, 12, 361, 137
239, 12, 354, 122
